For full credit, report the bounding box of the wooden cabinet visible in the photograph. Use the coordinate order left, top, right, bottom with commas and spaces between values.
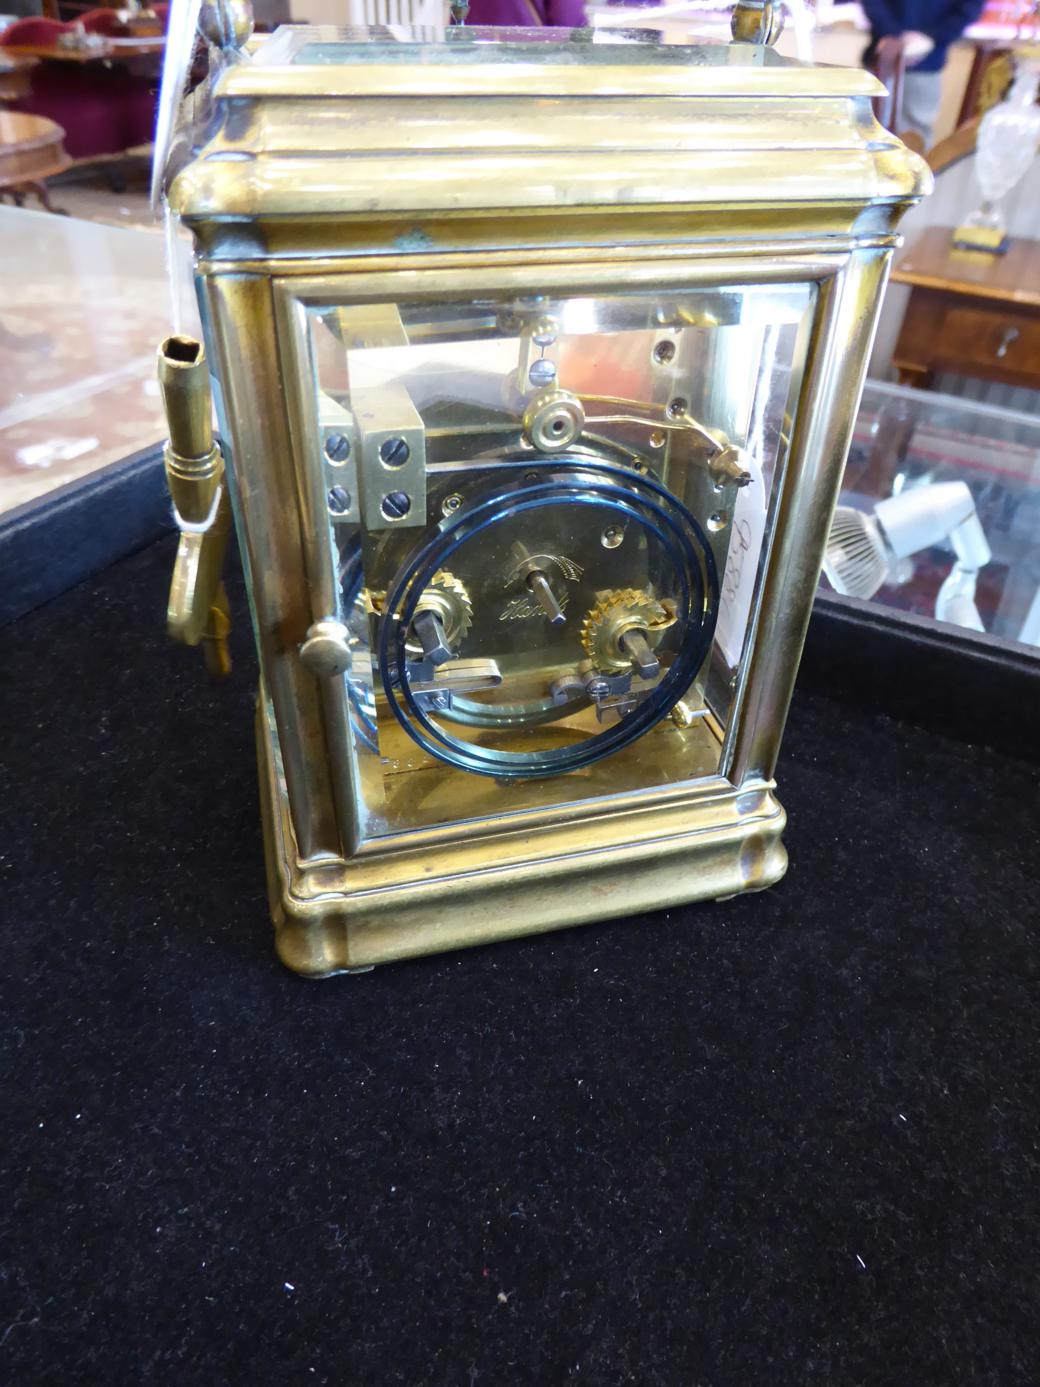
890, 227, 1040, 392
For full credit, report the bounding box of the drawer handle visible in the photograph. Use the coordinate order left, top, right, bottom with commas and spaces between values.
996, 326, 1020, 358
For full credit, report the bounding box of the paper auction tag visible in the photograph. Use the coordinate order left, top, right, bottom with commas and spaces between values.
714, 448, 767, 669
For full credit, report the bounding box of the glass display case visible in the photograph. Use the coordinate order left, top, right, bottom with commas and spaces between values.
825, 379, 1040, 649
0, 206, 195, 517
302, 281, 812, 836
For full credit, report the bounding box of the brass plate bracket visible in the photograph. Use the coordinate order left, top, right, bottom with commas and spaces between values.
353, 383, 427, 531
317, 393, 360, 526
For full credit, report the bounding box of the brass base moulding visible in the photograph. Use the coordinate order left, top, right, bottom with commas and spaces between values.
256, 699, 788, 977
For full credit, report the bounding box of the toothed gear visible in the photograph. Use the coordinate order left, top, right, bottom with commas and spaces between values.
580, 588, 676, 673
406, 568, 473, 655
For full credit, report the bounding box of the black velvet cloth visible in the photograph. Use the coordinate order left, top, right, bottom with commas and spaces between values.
3, 536, 1039, 1386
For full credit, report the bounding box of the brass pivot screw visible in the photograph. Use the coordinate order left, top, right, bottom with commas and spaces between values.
528, 358, 558, 388
324, 433, 351, 463
511, 542, 566, 627
709, 446, 753, 489
380, 437, 410, 468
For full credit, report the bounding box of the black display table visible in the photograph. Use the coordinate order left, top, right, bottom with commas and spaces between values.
2, 533, 1039, 1386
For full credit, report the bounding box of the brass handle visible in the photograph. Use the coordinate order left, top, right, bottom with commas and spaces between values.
157, 335, 232, 676
731, 1, 784, 45
995, 326, 1020, 359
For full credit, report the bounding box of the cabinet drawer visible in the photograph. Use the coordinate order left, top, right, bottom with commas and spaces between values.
895, 291, 1040, 387
940, 303, 1040, 379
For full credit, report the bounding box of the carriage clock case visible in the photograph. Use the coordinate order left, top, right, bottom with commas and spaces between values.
163, 21, 930, 975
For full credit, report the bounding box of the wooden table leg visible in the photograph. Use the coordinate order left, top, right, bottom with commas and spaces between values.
0, 114, 70, 213
25, 179, 67, 214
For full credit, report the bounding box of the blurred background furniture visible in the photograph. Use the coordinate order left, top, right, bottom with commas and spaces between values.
0, 108, 68, 210
0, 14, 164, 161
864, 34, 932, 154
0, 52, 36, 101
890, 227, 1040, 392
870, 105, 1040, 412
338, 0, 447, 19
956, 38, 1015, 122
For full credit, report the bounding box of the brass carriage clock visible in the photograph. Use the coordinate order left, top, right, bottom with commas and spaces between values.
159, 10, 929, 974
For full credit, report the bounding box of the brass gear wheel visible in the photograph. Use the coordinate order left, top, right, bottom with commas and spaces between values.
406, 568, 473, 655
580, 588, 676, 673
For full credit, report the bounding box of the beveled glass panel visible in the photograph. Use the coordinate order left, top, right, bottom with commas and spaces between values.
302, 281, 814, 838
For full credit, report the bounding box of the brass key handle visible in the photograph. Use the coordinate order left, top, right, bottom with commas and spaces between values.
731, 1, 784, 45
157, 335, 232, 677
